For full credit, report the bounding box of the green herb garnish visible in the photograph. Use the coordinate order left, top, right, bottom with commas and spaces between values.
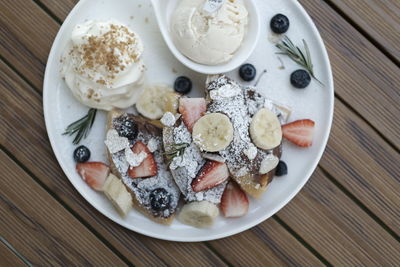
276, 36, 323, 85
63, 108, 97, 145
164, 143, 189, 163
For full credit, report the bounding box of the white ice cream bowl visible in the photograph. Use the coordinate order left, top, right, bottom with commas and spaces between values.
151, 0, 261, 74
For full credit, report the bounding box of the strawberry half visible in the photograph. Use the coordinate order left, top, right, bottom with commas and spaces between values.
128, 141, 158, 179
76, 162, 110, 191
191, 161, 229, 192
220, 181, 249, 218
179, 98, 206, 132
282, 119, 315, 147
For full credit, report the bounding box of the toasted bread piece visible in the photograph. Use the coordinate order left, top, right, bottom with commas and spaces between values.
205, 75, 286, 198
106, 109, 179, 225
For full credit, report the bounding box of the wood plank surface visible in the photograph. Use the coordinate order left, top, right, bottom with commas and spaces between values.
0, 150, 127, 266
298, 0, 400, 149
319, 100, 400, 235
327, 0, 400, 62
277, 168, 400, 266
0, 0, 57, 90
0, 241, 29, 267
209, 219, 323, 266
0, 60, 326, 265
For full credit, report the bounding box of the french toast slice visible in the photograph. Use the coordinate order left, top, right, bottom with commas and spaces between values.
106, 110, 180, 224
163, 121, 228, 204
204, 75, 288, 198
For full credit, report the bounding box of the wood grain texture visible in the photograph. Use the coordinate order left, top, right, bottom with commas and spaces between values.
0, 150, 127, 266
0, 60, 328, 266
326, 0, 400, 62
38, 0, 77, 21
0, 0, 58, 90
277, 168, 400, 266
209, 219, 323, 266
0, 60, 226, 266
298, 0, 400, 149
0, 241, 28, 267
319, 100, 400, 235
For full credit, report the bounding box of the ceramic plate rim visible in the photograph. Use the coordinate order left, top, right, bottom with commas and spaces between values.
43, 0, 334, 242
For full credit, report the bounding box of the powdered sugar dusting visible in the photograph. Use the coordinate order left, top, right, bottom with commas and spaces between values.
125, 147, 147, 167
206, 76, 284, 181
207, 76, 253, 177
160, 112, 176, 127
109, 114, 180, 219
147, 138, 159, 153
105, 129, 129, 153
244, 144, 257, 160
166, 122, 227, 204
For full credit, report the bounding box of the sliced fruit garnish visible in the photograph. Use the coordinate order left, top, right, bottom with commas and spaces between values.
103, 173, 132, 217
128, 141, 158, 178
178, 98, 206, 132
178, 201, 219, 228
136, 85, 173, 120
191, 161, 229, 192
192, 113, 234, 152
282, 119, 315, 147
220, 181, 249, 218
76, 162, 110, 191
250, 108, 282, 150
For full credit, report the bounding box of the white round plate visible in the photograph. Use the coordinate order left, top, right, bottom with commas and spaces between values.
44, 0, 333, 241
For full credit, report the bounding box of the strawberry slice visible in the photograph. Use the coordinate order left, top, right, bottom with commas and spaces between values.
192, 161, 229, 192
128, 141, 158, 179
282, 119, 315, 147
179, 98, 206, 132
220, 181, 249, 218
76, 162, 110, 191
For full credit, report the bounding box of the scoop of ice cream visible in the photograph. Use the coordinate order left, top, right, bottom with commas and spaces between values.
170, 0, 248, 65
61, 20, 145, 110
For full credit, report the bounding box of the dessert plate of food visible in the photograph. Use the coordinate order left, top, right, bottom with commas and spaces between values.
44, 0, 333, 241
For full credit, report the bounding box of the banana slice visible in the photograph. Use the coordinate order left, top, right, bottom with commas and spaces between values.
178, 201, 219, 228
136, 85, 173, 120
192, 113, 234, 152
103, 173, 133, 217
250, 108, 282, 150
163, 91, 180, 114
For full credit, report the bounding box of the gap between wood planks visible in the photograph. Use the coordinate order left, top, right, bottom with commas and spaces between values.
321, 0, 400, 67
0, 145, 136, 267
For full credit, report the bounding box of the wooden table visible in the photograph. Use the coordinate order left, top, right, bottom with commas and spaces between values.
1, 0, 399, 265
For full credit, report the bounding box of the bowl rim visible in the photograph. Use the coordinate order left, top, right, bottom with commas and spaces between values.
151, 0, 261, 74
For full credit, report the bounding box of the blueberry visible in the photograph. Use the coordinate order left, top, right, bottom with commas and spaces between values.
270, 14, 290, 34
174, 76, 192, 94
275, 161, 288, 176
73, 145, 90, 163
150, 188, 171, 212
290, 69, 311, 89
116, 117, 138, 140
239, 63, 257, 81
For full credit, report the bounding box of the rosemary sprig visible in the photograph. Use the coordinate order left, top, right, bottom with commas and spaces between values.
63, 108, 97, 145
163, 143, 189, 163
276, 36, 323, 86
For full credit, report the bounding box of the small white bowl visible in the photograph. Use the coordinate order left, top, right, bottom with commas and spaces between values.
151, 0, 261, 74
